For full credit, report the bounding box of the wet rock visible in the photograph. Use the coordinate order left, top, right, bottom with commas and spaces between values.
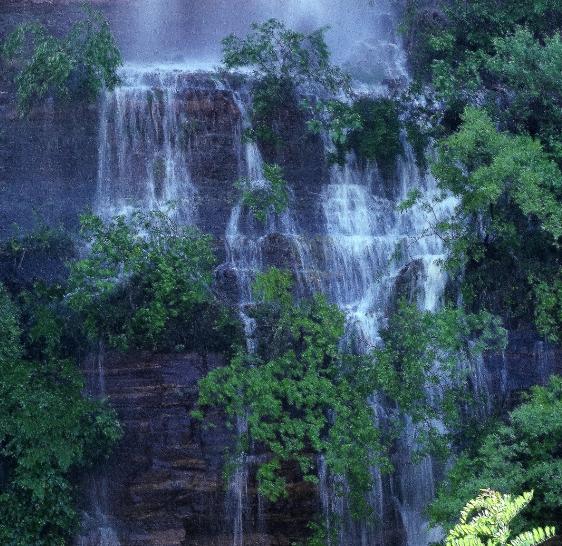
484, 328, 562, 410
390, 258, 424, 309
77, 351, 317, 546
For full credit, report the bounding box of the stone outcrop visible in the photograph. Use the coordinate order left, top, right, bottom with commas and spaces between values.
484, 329, 562, 410
77, 351, 317, 546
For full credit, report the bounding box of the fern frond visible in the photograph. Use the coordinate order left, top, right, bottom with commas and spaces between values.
447, 490, 552, 546
509, 526, 556, 546
498, 491, 534, 526
448, 537, 485, 546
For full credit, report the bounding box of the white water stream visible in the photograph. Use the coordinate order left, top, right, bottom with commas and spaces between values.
92, 2, 457, 540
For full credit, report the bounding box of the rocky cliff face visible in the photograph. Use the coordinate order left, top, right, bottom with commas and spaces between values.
77, 351, 317, 546
1, 2, 561, 546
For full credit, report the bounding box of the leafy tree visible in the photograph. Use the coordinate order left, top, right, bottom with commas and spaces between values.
397, 0, 562, 348
403, 107, 562, 337
222, 19, 350, 94
67, 210, 242, 353
400, 0, 562, 159
0, 283, 121, 545
222, 19, 352, 147
446, 489, 555, 546
403, 0, 562, 87
482, 29, 562, 159
433, 107, 562, 251
430, 376, 562, 534
196, 268, 388, 517
427, 27, 562, 160
196, 269, 505, 519
236, 162, 289, 221
2, 7, 122, 115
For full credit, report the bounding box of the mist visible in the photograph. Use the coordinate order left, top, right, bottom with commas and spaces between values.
117, 0, 402, 82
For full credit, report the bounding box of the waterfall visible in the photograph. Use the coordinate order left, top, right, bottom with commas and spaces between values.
91, 36, 459, 546
77, 346, 121, 546
321, 159, 400, 349
226, 416, 250, 546
313, 136, 455, 544
96, 66, 198, 221
92, 59, 457, 545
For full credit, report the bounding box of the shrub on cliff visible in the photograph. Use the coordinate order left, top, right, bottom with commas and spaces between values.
222, 19, 355, 149
67, 210, 242, 353
195, 268, 505, 520
1, 6, 122, 115
306, 96, 413, 171
222, 18, 350, 97
430, 376, 562, 534
0, 283, 121, 545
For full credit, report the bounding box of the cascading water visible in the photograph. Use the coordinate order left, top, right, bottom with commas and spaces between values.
96, 66, 198, 220
313, 130, 455, 544
91, 3, 463, 544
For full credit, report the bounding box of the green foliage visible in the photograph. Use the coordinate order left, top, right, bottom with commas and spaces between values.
222, 19, 351, 147
196, 270, 505, 519
68, 210, 241, 352
0, 284, 121, 545
430, 376, 562, 533
298, 520, 338, 546
0, 210, 248, 541
425, 27, 562, 162
482, 29, 562, 158
222, 19, 350, 93
434, 108, 562, 247
244, 76, 293, 146
0, 283, 21, 363
236, 163, 289, 222
430, 107, 562, 332
402, 0, 562, 163
404, 0, 562, 86
347, 98, 403, 171
2, 7, 121, 115
197, 268, 388, 517
252, 265, 293, 306
446, 489, 555, 546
